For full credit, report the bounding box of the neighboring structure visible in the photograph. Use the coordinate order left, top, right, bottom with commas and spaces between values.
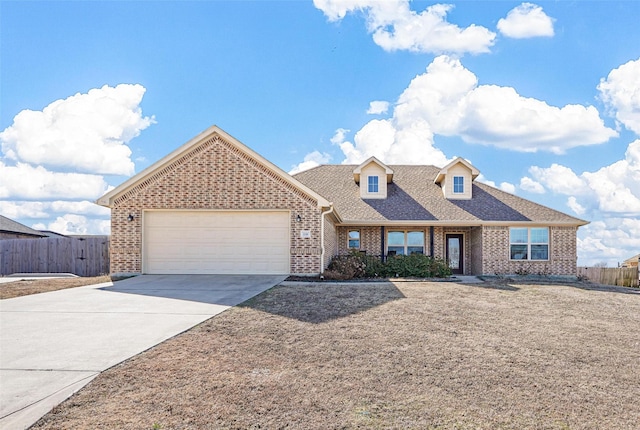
0, 215, 47, 240
97, 125, 588, 277
621, 254, 640, 268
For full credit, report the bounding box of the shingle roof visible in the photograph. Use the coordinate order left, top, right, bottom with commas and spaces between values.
0, 215, 47, 237
293, 165, 587, 225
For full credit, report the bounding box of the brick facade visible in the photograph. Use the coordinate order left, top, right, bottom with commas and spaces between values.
334, 224, 578, 276
479, 225, 578, 276
322, 215, 337, 269
336, 226, 383, 256
110, 135, 324, 275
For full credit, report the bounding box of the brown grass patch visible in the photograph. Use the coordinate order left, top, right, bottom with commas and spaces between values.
32, 280, 640, 429
0, 275, 112, 299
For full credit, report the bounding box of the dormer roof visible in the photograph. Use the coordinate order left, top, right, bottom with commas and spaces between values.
434, 157, 480, 185
353, 156, 394, 184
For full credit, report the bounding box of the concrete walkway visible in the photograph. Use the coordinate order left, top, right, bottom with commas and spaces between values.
451, 275, 484, 283
0, 274, 285, 429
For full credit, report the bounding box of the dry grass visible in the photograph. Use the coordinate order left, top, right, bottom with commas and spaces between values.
0, 275, 112, 299
32, 279, 640, 429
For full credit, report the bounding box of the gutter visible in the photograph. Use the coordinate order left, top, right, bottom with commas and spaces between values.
335, 220, 589, 227
320, 204, 335, 275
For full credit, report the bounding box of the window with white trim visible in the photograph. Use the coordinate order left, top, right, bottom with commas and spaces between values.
387, 231, 424, 256
510, 227, 549, 260
348, 230, 360, 249
367, 175, 379, 193
453, 176, 464, 194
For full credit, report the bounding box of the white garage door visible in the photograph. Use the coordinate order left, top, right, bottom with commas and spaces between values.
143, 211, 290, 274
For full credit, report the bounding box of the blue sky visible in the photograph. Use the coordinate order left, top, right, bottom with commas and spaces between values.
1, 1, 639, 267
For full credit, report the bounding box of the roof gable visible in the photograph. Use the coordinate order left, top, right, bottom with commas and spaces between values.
353, 156, 394, 184
434, 157, 480, 185
96, 125, 331, 208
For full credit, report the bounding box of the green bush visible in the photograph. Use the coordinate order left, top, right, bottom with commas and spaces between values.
324, 251, 451, 280
383, 254, 451, 278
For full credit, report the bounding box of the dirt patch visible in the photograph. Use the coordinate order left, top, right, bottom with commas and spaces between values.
32, 280, 640, 429
0, 275, 112, 299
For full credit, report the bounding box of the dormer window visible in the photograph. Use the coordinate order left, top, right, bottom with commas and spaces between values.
353, 156, 393, 199
434, 157, 479, 200
368, 176, 379, 193
453, 176, 464, 194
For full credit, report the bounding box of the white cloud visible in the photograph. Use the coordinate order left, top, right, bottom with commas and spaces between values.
325, 55, 615, 167
313, 0, 496, 55
33, 214, 111, 235
477, 174, 516, 194
289, 150, 332, 174
578, 218, 640, 267
330, 128, 350, 145
0, 201, 49, 219
527, 139, 640, 216
336, 118, 450, 166
0, 162, 110, 200
598, 57, 640, 134
0, 200, 109, 219
567, 196, 586, 216
49, 201, 111, 216
0, 84, 154, 176
395, 56, 616, 154
528, 163, 590, 195
367, 101, 389, 115
519, 176, 545, 194
497, 3, 555, 39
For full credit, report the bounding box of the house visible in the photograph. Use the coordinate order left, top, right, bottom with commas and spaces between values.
0, 215, 47, 240
97, 125, 588, 277
621, 254, 639, 268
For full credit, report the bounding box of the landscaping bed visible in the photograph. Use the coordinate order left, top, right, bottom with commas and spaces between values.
31, 278, 640, 429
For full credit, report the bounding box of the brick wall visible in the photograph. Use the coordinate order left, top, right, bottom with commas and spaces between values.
110, 134, 322, 275
336, 226, 382, 256
481, 225, 578, 276
469, 226, 483, 275
322, 215, 337, 270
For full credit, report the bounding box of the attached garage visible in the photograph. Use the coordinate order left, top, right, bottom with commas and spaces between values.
143, 210, 290, 274
98, 126, 332, 276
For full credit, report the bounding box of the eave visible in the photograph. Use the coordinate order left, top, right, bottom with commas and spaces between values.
336, 219, 589, 227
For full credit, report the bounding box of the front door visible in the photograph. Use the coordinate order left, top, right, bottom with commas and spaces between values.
446, 234, 464, 275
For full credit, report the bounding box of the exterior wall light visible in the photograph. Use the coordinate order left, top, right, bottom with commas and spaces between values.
128, 214, 135, 222
296, 214, 302, 222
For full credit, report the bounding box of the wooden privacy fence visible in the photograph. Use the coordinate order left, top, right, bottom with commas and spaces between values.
577, 266, 639, 288
0, 236, 110, 277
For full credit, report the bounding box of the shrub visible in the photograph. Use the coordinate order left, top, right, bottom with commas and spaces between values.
325, 251, 367, 279
383, 254, 451, 278
324, 251, 452, 280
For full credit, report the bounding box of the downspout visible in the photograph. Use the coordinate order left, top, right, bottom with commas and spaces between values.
320, 204, 335, 275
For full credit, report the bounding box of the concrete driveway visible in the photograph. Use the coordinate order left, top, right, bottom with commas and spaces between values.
0, 274, 286, 429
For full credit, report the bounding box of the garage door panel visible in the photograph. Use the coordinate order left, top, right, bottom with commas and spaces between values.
144, 211, 290, 274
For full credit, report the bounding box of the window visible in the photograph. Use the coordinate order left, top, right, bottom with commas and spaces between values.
367, 175, 379, 193
453, 176, 464, 194
348, 230, 360, 249
510, 227, 549, 260
387, 231, 424, 255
